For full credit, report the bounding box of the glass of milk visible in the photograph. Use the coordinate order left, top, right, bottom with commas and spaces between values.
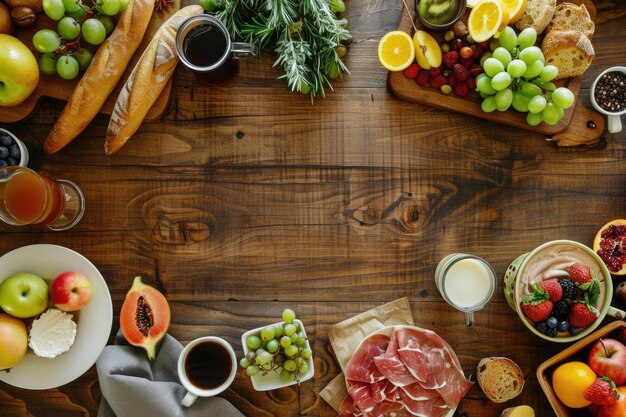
434, 254, 496, 326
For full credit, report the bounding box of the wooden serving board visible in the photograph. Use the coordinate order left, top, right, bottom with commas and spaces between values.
387, 0, 605, 146
0, 0, 179, 123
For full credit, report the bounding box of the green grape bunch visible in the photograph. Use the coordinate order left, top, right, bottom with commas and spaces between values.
32, 0, 128, 80
240, 308, 313, 382
477, 26, 575, 127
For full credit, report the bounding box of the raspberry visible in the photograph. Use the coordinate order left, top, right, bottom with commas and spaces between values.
442, 51, 459, 69
430, 75, 447, 89
466, 77, 476, 90
469, 66, 484, 77
453, 81, 468, 97
429, 67, 442, 77
453, 64, 469, 81
448, 75, 456, 87
416, 69, 430, 86
403, 64, 420, 79
471, 45, 484, 59
460, 57, 474, 68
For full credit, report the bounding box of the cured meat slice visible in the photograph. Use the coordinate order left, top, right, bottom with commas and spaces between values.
400, 382, 440, 401
397, 389, 450, 417
345, 333, 389, 384
374, 330, 419, 387
362, 400, 403, 417
396, 327, 473, 408
348, 380, 377, 413
339, 394, 361, 417
370, 379, 389, 403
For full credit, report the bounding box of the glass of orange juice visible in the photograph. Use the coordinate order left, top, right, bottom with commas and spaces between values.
0, 166, 85, 231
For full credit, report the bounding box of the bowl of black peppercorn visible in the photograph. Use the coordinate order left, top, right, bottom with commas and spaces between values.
590, 66, 626, 134
0, 128, 28, 169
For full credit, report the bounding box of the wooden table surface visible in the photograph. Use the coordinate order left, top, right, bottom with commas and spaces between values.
2, 1, 626, 416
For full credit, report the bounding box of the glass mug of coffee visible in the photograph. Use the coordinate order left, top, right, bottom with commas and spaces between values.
434, 254, 496, 326
176, 15, 256, 84
177, 336, 237, 407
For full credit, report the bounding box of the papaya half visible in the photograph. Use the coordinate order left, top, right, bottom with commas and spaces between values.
120, 276, 170, 360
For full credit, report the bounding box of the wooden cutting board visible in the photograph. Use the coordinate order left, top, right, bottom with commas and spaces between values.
0, 0, 179, 123
387, 0, 605, 146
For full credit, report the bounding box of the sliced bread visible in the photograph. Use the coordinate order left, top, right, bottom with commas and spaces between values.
547, 3, 595, 39
514, 0, 556, 34
542, 30, 595, 79
477, 357, 524, 403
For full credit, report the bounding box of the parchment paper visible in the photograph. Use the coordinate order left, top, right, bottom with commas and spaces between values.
320, 298, 415, 412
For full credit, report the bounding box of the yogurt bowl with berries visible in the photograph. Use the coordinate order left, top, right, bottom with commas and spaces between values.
504, 240, 624, 342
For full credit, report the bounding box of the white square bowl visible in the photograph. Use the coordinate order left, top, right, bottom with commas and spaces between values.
241, 319, 314, 391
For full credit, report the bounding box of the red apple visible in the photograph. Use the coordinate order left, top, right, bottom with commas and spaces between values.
49, 272, 93, 312
589, 339, 626, 385
597, 386, 626, 417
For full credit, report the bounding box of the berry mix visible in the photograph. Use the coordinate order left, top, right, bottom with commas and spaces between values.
520, 262, 601, 338
0, 131, 22, 169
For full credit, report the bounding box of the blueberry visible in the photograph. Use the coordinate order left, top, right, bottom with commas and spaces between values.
546, 327, 558, 337
547, 317, 558, 328
0, 160, 7, 169
6, 157, 17, 166
0, 146, 8, 159
569, 326, 581, 336
8, 144, 20, 159
536, 322, 548, 334
0, 132, 12, 147
557, 321, 569, 332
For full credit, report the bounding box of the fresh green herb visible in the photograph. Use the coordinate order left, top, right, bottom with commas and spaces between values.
206, 0, 351, 99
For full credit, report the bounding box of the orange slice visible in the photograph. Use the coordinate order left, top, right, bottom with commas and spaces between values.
378, 31, 415, 72
468, 0, 510, 43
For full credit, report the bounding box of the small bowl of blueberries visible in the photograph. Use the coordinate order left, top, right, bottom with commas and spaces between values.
0, 128, 28, 168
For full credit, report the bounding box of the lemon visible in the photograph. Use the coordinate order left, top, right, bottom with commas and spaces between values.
552, 362, 596, 408
468, 0, 510, 43
502, 0, 527, 23
377, 31, 415, 72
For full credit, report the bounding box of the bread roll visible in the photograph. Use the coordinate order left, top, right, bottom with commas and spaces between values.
515, 0, 556, 34
547, 3, 595, 39
477, 357, 524, 403
105, 5, 203, 155
542, 30, 594, 79
43, 0, 155, 154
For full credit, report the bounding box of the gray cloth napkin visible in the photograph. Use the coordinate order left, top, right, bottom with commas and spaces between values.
96, 332, 245, 417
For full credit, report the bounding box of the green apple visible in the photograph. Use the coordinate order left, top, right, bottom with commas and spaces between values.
0, 273, 49, 318
0, 34, 40, 107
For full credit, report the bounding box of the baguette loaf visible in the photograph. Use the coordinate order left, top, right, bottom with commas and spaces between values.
43, 0, 155, 154
547, 3, 595, 39
105, 5, 203, 155
542, 30, 594, 79
477, 357, 524, 403
514, 0, 556, 34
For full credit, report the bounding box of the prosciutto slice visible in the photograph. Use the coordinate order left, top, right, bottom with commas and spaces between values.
348, 380, 378, 413
374, 330, 419, 387
400, 382, 440, 401
397, 390, 450, 417
345, 333, 389, 384
339, 395, 361, 417
362, 400, 404, 417
396, 327, 473, 408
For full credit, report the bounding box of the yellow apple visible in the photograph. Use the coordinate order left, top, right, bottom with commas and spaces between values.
413, 30, 442, 70
0, 313, 28, 370
0, 34, 39, 107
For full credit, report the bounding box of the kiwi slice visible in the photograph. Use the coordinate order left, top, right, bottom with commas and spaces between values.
418, 0, 459, 25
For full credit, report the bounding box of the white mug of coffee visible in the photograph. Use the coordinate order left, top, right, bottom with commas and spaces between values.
177, 336, 237, 407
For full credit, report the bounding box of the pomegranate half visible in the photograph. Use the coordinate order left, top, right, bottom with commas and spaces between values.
594, 219, 626, 276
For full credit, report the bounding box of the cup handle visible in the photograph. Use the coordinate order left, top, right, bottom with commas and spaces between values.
182, 391, 197, 407
232, 42, 257, 58
608, 306, 626, 320
607, 115, 622, 134
465, 311, 474, 326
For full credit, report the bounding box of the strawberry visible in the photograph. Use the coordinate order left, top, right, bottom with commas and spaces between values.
520, 300, 553, 323
469, 65, 484, 77
453, 81, 468, 97
429, 67, 442, 77
403, 64, 420, 79
442, 51, 459, 69
569, 262, 592, 284
430, 75, 447, 89
466, 77, 476, 91
453, 64, 469, 81
416, 70, 430, 86
460, 57, 474, 69
540, 279, 563, 302
569, 302, 599, 328
584, 377, 620, 406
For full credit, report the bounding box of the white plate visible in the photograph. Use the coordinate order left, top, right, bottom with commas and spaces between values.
241, 319, 314, 391
0, 244, 112, 389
